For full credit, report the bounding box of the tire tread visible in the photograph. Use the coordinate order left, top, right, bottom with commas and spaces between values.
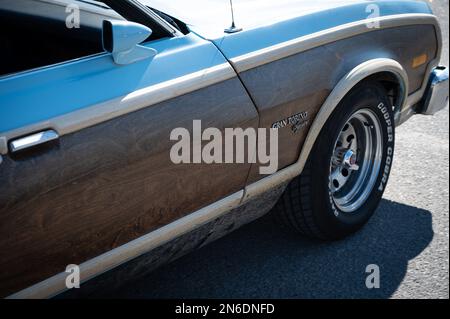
276, 160, 327, 240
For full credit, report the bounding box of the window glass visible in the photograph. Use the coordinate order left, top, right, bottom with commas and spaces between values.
0, 0, 124, 76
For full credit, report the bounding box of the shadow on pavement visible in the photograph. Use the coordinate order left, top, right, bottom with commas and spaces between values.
106, 199, 434, 299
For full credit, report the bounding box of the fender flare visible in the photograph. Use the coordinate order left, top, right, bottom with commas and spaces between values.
296, 58, 408, 174
243, 58, 408, 200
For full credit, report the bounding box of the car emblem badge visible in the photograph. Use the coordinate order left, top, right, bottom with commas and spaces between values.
272, 111, 309, 133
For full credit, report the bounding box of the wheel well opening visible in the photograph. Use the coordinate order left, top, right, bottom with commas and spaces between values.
363, 72, 404, 116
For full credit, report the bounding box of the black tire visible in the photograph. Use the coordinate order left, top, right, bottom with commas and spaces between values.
275, 81, 395, 240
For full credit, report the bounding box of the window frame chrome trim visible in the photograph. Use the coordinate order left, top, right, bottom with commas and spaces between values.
128, 0, 184, 37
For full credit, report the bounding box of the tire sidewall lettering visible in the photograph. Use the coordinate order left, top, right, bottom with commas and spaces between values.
377, 102, 394, 193
328, 100, 394, 218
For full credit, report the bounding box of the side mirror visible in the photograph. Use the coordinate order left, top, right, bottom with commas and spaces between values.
102, 20, 158, 65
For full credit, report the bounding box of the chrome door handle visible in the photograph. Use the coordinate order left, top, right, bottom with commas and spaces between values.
9, 130, 59, 153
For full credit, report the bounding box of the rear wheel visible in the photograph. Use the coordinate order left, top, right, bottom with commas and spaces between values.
275, 81, 395, 240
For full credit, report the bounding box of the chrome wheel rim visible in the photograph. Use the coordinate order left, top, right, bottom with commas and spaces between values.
329, 108, 383, 213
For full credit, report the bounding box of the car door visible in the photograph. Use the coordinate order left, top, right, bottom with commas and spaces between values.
0, 1, 258, 297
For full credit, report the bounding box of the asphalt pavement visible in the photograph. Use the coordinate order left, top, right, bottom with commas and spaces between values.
116, 0, 449, 299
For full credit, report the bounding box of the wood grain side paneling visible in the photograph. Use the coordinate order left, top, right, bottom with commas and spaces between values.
0, 77, 258, 297
241, 25, 437, 182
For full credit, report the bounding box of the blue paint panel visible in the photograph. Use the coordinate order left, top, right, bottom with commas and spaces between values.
211, 1, 433, 59
0, 0, 433, 133
0, 33, 227, 132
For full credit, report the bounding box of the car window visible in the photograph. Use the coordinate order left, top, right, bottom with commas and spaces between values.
0, 0, 172, 77
0, 0, 125, 76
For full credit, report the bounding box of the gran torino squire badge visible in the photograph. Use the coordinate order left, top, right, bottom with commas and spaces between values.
272, 111, 309, 133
